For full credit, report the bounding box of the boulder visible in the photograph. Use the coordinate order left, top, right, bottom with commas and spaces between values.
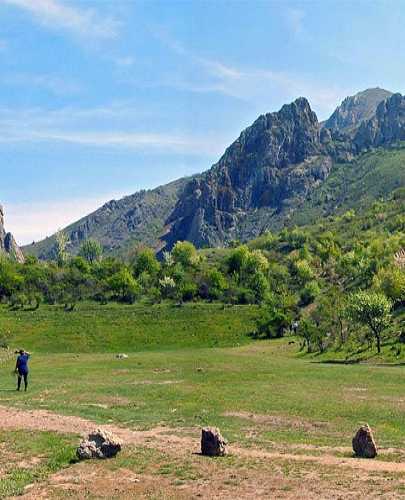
352, 424, 377, 458
116, 353, 128, 359
201, 427, 227, 457
77, 429, 123, 460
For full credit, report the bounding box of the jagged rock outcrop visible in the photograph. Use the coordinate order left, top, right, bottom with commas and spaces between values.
323, 88, 393, 134
355, 93, 405, 151
0, 205, 24, 263
163, 98, 333, 248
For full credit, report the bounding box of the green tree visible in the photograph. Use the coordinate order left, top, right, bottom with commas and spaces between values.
55, 230, 69, 267
373, 266, 405, 307
132, 248, 160, 277
108, 268, 140, 304
171, 241, 198, 267
79, 239, 102, 265
0, 257, 23, 299
254, 292, 297, 338
346, 291, 392, 353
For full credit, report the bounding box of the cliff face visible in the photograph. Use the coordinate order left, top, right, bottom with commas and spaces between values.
163, 98, 333, 248
0, 205, 24, 263
354, 93, 405, 150
323, 88, 393, 134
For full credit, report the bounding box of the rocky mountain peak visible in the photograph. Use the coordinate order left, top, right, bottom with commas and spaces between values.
323, 87, 393, 134
163, 98, 329, 249
0, 204, 24, 263
354, 93, 405, 150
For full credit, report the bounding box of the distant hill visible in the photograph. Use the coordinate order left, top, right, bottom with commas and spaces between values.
24, 89, 405, 260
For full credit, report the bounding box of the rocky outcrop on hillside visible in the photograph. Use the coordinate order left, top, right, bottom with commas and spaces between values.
163, 98, 334, 248
0, 205, 24, 263
323, 88, 392, 134
354, 93, 405, 150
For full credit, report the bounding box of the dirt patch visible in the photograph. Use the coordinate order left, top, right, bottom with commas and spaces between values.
2, 405, 405, 499
223, 411, 330, 432
127, 379, 183, 386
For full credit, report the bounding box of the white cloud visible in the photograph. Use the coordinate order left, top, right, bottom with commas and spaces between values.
154, 30, 349, 119
6, 195, 126, 245
0, 104, 226, 156
3, 0, 119, 40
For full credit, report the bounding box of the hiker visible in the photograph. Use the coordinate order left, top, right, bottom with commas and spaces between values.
15, 349, 30, 392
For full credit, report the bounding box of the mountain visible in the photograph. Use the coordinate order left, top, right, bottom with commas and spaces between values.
323, 87, 393, 134
24, 178, 189, 260
24, 88, 405, 260
163, 98, 333, 249
0, 205, 24, 263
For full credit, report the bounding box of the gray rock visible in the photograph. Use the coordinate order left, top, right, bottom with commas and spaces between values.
0, 205, 24, 263
201, 427, 227, 456
355, 93, 405, 151
323, 88, 392, 134
352, 424, 377, 458
77, 429, 123, 460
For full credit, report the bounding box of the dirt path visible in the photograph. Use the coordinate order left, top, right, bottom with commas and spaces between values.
1, 404, 405, 475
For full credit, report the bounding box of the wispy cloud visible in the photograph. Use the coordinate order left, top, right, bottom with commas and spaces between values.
0, 105, 226, 156
153, 30, 351, 119
2, 73, 81, 96
3, 0, 120, 40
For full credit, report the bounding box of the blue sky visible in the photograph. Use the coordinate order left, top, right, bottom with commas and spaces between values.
1, 0, 405, 244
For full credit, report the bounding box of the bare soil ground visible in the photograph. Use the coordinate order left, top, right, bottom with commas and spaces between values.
1, 405, 405, 499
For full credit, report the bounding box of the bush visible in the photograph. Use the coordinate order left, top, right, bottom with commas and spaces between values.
300, 280, 320, 306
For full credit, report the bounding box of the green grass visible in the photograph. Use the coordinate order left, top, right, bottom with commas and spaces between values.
2, 338, 405, 453
1, 303, 405, 496
0, 303, 258, 353
0, 430, 76, 497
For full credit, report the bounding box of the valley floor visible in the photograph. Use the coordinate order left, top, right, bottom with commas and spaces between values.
1, 339, 405, 498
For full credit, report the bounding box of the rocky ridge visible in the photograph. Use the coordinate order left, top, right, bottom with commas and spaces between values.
24, 88, 405, 259
323, 87, 393, 134
0, 205, 24, 263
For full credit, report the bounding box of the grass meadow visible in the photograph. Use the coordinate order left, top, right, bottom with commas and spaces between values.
1, 303, 405, 497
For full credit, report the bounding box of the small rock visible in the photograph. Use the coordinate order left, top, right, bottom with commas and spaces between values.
77, 429, 123, 460
116, 353, 128, 359
201, 427, 227, 457
352, 424, 377, 458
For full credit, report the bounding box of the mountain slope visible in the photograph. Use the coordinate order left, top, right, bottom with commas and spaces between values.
24, 89, 405, 260
24, 178, 189, 260
323, 87, 393, 134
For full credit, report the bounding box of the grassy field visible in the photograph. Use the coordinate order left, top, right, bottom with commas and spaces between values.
1, 340, 405, 448
1, 303, 405, 497
0, 303, 258, 353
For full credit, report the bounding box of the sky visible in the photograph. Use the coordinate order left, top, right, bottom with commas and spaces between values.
1, 0, 405, 244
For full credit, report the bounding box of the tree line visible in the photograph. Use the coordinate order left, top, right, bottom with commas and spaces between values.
0, 194, 404, 355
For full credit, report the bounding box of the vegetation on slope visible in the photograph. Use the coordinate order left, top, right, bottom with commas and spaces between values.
0, 184, 404, 359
